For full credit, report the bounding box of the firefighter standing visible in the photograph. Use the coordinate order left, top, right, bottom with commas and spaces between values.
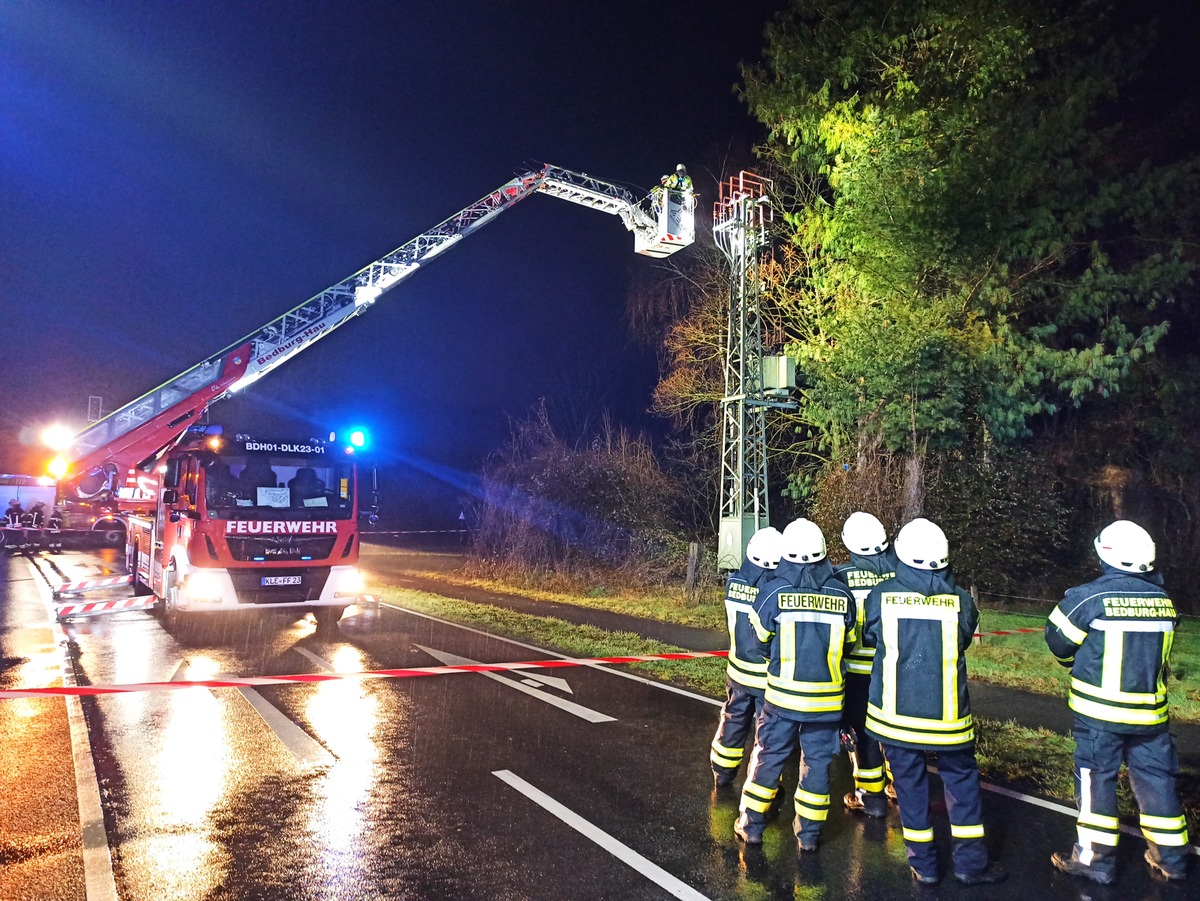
1045, 520, 1190, 885
710, 526, 785, 787
834, 511, 897, 818
734, 518, 856, 851
5, 498, 23, 526
665, 163, 693, 193
862, 518, 1006, 886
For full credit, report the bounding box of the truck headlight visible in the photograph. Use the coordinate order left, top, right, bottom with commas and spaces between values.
186, 571, 224, 602
333, 567, 364, 597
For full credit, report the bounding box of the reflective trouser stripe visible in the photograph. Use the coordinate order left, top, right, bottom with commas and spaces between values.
903, 827, 934, 843
950, 823, 985, 840
854, 765, 885, 793
1141, 813, 1190, 846
794, 788, 830, 822
710, 741, 744, 769
741, 780, 778, 814
1078, 811, 1120, 831
1078, 826, 1120, 847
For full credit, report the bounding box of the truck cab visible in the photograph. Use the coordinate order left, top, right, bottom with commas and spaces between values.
126, 429, 368, 628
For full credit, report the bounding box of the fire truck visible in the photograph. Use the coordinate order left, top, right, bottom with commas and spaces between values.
43, 163, 695, 623
124, 430, 364, 628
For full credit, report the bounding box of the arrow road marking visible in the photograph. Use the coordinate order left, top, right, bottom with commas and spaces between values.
516, 670, 573, 693
414, 644, 613, 723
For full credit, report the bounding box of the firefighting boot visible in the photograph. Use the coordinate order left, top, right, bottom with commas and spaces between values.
792, 816, 819, 852
1144, 849, 1188, 882
955, 861, 1008, 885
733, 812, 763, 845
1051, 848, 1117, 886
844, 788, 888, 818
713, 766, 737, 788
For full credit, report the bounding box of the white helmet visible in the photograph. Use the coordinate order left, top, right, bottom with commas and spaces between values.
894, 518, 949, 570
1094, 520, 1155, 573
745, 527, 784, 570
782, 518, 827, 564
842, 511, 888, 555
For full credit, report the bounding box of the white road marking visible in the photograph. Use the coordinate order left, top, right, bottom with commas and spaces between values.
494, 770, 713, 901
28, 559, 119, 901
518, 670, 573, 693
384, 602, 722, 707
413, 644, 614, 723
233, 686, 336, 767
293, 645, 336, 671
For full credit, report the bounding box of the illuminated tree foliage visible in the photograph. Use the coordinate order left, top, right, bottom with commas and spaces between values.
740, 0, 1199, 510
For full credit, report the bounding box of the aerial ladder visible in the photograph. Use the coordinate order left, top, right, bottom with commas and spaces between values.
55, 164, 696, 513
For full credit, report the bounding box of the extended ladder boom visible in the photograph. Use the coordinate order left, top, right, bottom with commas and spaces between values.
64, 164, 694, 497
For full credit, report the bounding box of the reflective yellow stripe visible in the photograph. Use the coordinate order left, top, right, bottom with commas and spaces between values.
740, 780, 777, 814
950, 824, 985, 839
1142, 829, 1190, 846
795, 788, 829, 806
856, 775, 885, 792
1077, 826, 1120, 847
710, 742, 744, 768
727, 668, 767, 690
1049, 607, 1087, 645
764, 687, 845, 713
942, 617, 957, 723
866, 713, 974, 746
882, 612, 899, 717
1078, 811, 1120, 830
1140, 813, 1187, 831
1101, 629, 1124, 699
866, 703, 972, 733
903, 827, 934, 843
1069, 694, 1168, 727
796, 804, 828, 821
1071, 678, 1165, 707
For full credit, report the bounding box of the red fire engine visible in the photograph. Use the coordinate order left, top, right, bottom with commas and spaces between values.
125, 430, 364, 629
38, 163, 694, 623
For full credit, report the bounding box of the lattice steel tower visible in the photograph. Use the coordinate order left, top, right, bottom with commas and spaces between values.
713, 172, 774, 570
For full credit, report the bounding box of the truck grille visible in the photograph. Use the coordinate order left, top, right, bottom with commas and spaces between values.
225, 535, 337, 563
228, 567, 330, 604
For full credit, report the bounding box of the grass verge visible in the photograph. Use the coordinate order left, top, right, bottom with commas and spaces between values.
381, 585, 1200, 838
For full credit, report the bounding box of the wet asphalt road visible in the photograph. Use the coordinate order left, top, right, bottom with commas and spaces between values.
1, 546, 1195, 900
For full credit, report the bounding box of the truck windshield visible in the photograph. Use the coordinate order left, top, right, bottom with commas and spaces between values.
202, 454, 355, 519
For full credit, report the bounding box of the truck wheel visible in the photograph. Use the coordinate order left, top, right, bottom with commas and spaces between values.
159, 582, 186, 631
95, 521, 126, 548
313, 606, 345, 634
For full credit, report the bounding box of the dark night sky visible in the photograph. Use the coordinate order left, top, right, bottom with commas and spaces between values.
1, 0, 783, 521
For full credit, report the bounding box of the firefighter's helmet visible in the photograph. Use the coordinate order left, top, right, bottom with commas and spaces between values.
895, 518, 949, 571
782, 518, 827, 564
1094, 520, 1156, 573
745, 527, 784, 570
842, 511, 888, 555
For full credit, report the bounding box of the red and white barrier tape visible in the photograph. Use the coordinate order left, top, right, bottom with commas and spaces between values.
0, 650, 729, 699
56, 574, 134, 593
55, 596, 157, 618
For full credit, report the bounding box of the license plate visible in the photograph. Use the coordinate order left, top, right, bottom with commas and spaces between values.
261, 575, 302, 586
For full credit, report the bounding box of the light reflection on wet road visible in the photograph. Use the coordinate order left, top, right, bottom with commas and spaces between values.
1, 547, 1194, 900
